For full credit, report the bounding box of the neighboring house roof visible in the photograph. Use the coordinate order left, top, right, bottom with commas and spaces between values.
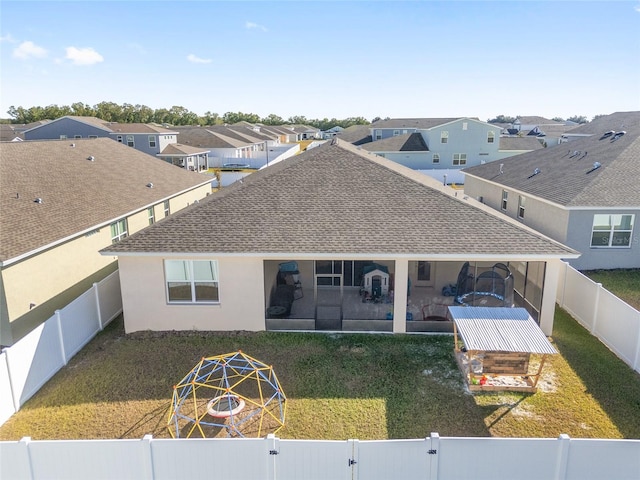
360, 133, 428, 152
370, 118, 462, 129
225, 126, 275, 142
22, 115, 112, 134
0, 124, 24, 142
499, 136, 544, 151
0, 138, 212, 264
107, 123, 178, 135
514, 116, 564, 126
160, 143, 210, 156
174, 127, 253, 149
336, 124, 372, 145
463, 112, 640, 208
103, 139, 576, 258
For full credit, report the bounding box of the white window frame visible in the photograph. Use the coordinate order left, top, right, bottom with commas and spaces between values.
116, 135, 123, 143
518, 196, 526, 219
488, 131, 495, 143
110, 218, 128, 243
74, 135, 82, 139
148, 207, 155, 225
88, 135, 98, 139
452, 153, 467, 166
440, 131, 448, 144
148, 135, 157, 148
590, 214, 634, 248
462, 122, 468, 130
501, 190, 508, 211
375, 130, 382, 140
59, 135, 67, 139
432, 153, 440, 164
393, 130, 400, 136
164, 260, 220, 304
126, 135, 134, 147
163, 200, 170, 217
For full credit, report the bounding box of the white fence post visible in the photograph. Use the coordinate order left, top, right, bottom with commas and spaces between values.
93, 282, 104, 331
554, 434, 570, 480
267, 434, 278, 480
22, 436, 34, 480
590, 283, 602, 335
54, 310, 67, 366
142, 435, 154, 480
634, 310, 640, 373
350, 438, 359, 479
429, 432, 440, 480
3, 349, 19, 413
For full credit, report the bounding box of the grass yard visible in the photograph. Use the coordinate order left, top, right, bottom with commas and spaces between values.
1, 309, 639, 441
583, 268, 640, 310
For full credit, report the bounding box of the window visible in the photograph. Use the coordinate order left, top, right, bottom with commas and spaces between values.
165, 260, 219, 303
375, 130, 382, 140
591, 214, 634, 248
148, 207, 155, 225
88, 135, 98, 139
453, 153, 467, 166
116, 135, 123, 143
518, 196, 526, 219
110, 219, 128, 243
74, 135, 82, 139
163, 200, 170, 216
126, 135, 134, 147
432, 153, 440, 164
440, 131, 448, 144
488, 131, 495, 143
393, 130, 400, 136
59, 135, 67, 139
148, 135, 156, 148
462, 122, 468, 130
501, 190, 508, 211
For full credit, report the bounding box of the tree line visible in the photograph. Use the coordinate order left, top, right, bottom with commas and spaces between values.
486, 114, 602, 124
3, 102, 370, 130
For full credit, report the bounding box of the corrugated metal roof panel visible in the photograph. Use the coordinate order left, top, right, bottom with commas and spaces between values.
448, 306, 557, 355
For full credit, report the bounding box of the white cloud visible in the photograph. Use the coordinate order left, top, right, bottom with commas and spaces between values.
187, 53, 212, 64
65, 46, 104, 66
13, 41, 48, 59
246, 21, 267, 32
1, 33, 17, 43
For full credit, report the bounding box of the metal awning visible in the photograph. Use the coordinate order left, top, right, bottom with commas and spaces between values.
448, 306, 557, 355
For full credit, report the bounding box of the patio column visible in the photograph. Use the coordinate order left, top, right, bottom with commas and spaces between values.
539, 259, 561, 336
392, 259, 408, 333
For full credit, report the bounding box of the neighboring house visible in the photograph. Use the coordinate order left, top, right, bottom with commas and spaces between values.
22, 116, 179, 156
500, 116, 577, 147
0, 138, 213, 347
102, 139, 578, 338
322, 126, 344, 139
157, 143, 210, 171
290, 125, 322, 139
463, 111, 640, 270
0, 124, 23, 142
335, 124, 372, 145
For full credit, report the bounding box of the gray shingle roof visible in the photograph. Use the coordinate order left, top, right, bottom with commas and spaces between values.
1, 138, 212, 263
336, 124, 372, 145
464, 112, 640, 208
370, 118, 462, 129
174, 127, 253, 148
360, 133, 428, 152
160, 143, 210, 155
498, 136, 544, 151
106, 123, 178, 134
103, 139, 577, 258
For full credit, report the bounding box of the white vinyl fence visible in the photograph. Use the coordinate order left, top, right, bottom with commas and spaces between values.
556, 262, 640, 373
1, 433, 639, 480
0, 271, 122, 426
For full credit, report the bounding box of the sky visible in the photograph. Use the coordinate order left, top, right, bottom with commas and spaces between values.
1, 0, 639, 122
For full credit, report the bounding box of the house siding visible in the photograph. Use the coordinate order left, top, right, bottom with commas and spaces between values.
24, 118, 108, 140
118, 256, 267, 333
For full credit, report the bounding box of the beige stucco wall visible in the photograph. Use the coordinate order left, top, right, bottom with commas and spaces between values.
118, 255, 267, 333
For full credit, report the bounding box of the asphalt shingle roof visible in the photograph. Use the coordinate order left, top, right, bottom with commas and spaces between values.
370, 118, 462, 129
1, 138, 212, 263
103, 139, 576, 258
360, 133, 428, 152
464, 112, 640, 208
498, 136, 544, 151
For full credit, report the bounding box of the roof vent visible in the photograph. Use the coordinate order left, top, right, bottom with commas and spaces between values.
34, 197, 43, 204
87, 155, 95, 161
586, 162, 602, 174
527, 168, 541, 179
499, 163, 504, 174
147, 182, 154, 188
569, 150, 581, 158
70, 143, 75, 147
601, 130, 615, 139
611, 131, 626, 141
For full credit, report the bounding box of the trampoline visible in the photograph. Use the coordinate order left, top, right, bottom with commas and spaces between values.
455, 262, 514, 307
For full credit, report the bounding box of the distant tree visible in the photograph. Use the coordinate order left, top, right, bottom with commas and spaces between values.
200, 111, 221, 126
287, 115, 309, 126
371, 116, 381, 123
591, 114, 607, 121
487, 115, 516, 124
551, 117, 565, 122
133, 104, 154, 123
222, 111, 261, 124
567, 115, 588, 124
262, 113, 285, 125
70, 102, 93, 117
94, 101, 123, 122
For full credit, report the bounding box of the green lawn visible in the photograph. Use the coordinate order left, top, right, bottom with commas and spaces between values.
582, 268, 640, 310
1, 307, 639, 442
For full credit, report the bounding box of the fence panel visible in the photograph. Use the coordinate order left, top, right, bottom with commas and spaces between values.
561, 267, 599, 330
0, 351, 16, 425
0, 438, 31, 480
151, 437, 268, 480
356, 438, 431, 480
594, 289, 640, 367
97, 271, 122, 328
276, 439, 352, 480
60, 288, 100, 361
565, 438, 640, 480
5, 317, 64, 408
437, 437, 560, 480
29, 439, 151, 480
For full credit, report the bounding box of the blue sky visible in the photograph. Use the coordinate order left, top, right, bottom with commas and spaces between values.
1, 0, 639, 122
